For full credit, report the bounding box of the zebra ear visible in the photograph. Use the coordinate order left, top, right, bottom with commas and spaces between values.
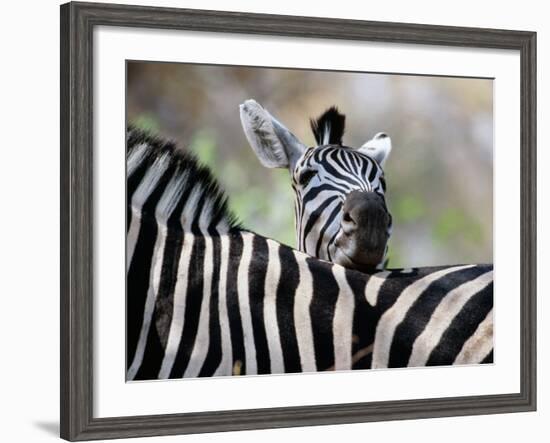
240, 99, 306, 170
358, 132, 392, 167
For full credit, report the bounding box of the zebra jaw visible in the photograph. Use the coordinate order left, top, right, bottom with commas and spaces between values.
331, 232, 388, 272
332, 243, 386, 273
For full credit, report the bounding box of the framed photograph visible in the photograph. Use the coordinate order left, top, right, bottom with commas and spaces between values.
60, 1, 536, 440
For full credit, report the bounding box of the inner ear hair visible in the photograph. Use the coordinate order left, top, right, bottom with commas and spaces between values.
239, 99, 289, 169
240, 99, 307, 171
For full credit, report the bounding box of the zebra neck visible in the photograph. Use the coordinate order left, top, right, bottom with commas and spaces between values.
127, 128, 240, 239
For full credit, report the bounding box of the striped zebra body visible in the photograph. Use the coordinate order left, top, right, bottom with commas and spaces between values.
126, 129, 493, 380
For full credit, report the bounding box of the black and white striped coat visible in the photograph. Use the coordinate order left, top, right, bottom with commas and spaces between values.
126, 129, 493, 381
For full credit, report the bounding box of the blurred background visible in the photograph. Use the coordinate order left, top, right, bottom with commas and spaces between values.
127, 61, 493, 267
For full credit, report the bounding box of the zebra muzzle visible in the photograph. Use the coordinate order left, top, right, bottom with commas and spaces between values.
334, 191, 390, 271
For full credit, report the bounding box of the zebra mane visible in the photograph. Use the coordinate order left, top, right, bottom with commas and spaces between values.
310, 106, 346, 146
127, 127, 240, 233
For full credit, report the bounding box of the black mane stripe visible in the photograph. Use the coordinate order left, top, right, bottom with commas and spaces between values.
310, 106, 346, 146
127, 127, 240, 232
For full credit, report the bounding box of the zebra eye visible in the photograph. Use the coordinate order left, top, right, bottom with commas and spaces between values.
298, 169, 317, 186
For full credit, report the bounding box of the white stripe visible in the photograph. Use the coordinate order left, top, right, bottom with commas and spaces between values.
371, 265, 473, 369
182, 203, 222, 377
327, 151, 358, 183
126, 155, 170, 270
237, 233, 258, 375
182, 235, 214, 378
332, 265, 355, 371
126, 208, 142, 272
181, 185, 204, 231
293, 252, 316, 372
314, 201, 343, 260
303, 192, 341, 255
454, 309, 494, 365
127, 142, 149, 175
130, 154, 170, 209
214, 235, 233, 376
155, 170, 187, 224
264, 239, 285, 374
408, 270, 494, 367
127, 225, 169, 380
361, 157, 373, 189
318, 164, 356, 190
216, 217, 231, 234
364, 271, 391, 306
322, 122, 331, 145
157, 234, 195, 379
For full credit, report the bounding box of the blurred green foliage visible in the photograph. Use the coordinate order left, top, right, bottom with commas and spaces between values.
393, 195, 425, 223
434, 209, 484, 245
127, 62, 493, 267
132, 113, 161, 134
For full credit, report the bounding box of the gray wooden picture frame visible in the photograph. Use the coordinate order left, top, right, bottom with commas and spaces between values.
60, 1, 537, 441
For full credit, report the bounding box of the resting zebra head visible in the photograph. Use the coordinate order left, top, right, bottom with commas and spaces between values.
240, 99, 392, 272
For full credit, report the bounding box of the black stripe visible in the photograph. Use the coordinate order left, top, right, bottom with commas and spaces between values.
153, 229, 184, 351
374, 266, 477, 315
248, 236, 271, 374
292, 183, 302, 224
315, 202, 342, 257
207, 196, 228, 234
315, 146, 330, 163
321, 175, 355, 192
338, 149, 354, 172
374, 268, 424, 314
327, 171, 358, 188
323, 153, 364, 188
126, 163, 175, 371
481, 349, 494, 364
352, 352, 372, 370
126, 150, 152, 232
190, 189, 207, 235
326, 229, 340, 262
225, 233, 246, 375
345, 268, 375, 357
360, 156, 370, 182
302, 196, 338, 248
348, 151, 362, 173
169, 236, 206, 377
134, 175, 185, 381
153, 179, 194, 350
127, 222, 157, 371
302, 182, 348, 206
368, 160, 379, 182
133, 308, 166, 380
276, 246, 302, 373
198, 234, 223, 377
426, 282, 493, 366
388, 266, 489, 368
307, 257, 338, 371
126, 151, 151, 195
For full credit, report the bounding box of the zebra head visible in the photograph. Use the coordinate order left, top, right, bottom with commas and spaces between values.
240, 99, 392, 272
